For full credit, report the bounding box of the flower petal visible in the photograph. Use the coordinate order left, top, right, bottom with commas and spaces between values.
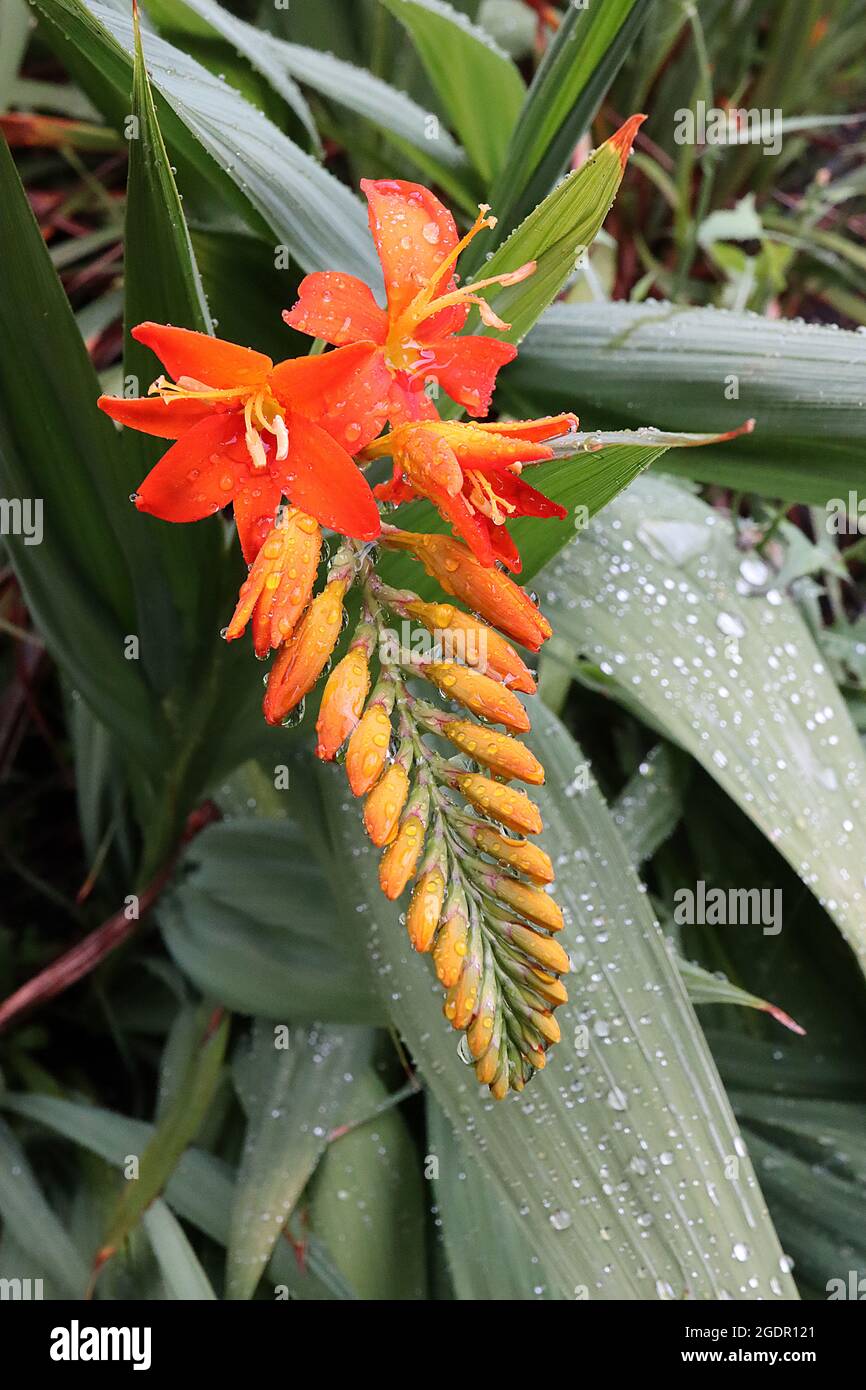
271, 342, 392, 452
270, 415, 380, 540
388, 374, 440, 426
98, 393, 224, 439
132, 322, 272, 389
233, 475, 282, 564
282, 272, 388, 346
422, 336, 517, 417
473, 413, 579, 443
361, 178, 460, 323
496, 472, 568, 520
135, 412, 246, 522
489, 522, 521, 573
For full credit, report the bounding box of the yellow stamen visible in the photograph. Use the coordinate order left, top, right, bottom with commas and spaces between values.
149, 375, 289, 471
465, 470, 516, 526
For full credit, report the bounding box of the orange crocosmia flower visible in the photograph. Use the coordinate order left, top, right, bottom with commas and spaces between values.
97, 324, 382, 561
364, 413, 578, 572
283, 180, 535, 429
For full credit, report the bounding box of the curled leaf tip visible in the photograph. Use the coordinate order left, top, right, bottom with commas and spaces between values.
608, 113, 647, 169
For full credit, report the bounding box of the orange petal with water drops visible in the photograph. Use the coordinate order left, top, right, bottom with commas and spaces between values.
361, 178, 461, 325
423, 335, 517, 418
232, 475, 282, 565
283, 272, 388, 347
135, 411, 245, 522
271, 415, 380, 541
132, 322, 272, 389
97, 393, 221, 439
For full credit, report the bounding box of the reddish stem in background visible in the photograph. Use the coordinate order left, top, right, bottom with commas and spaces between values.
0, 801, 220, 1034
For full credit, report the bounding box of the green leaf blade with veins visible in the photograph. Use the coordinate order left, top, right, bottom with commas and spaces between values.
540, 473, 866, 976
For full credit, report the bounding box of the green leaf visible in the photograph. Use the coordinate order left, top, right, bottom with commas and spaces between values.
541, 473, 866, 977
509, 301, 866, 503
467, 123, 642, 344
487, 0, 650, 235
315, 705, 797, 1300
160, 816, 383, 1023
427, 1096, 551, 1299
0, 1119, 90, 1297
677, 958, 804, 1035
1, 1092, 355, 1298
121, 8, 225, 698
142, 1198, 218, 1299
143, 0, 321, 154
381, 0, 525, 183
227, 1020, 375, 1299
609, 742, 690, 867
100, 1002, 229, 1264
34, 0, 380, 282
0, 133, 162, 762
310, 1070, 427, 1300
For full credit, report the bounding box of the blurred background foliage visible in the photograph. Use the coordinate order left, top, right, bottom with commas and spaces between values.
0, 0, 865, 1300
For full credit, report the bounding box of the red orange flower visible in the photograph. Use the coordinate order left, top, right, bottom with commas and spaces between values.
365, 414, 578, 570
283, 181, 535, 429
98, 324, 381, 561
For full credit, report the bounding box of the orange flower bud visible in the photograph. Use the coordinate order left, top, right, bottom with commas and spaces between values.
470, 825, 554, 884
474, 1034, 501, 1086
363, 762, 409, 846
263, 578, 346, 725
424, 661, 530, 732
404, 600, 536, 693
491, 874, 564, 933
379, 789, 429, 899
433, 889, 470, 987
504, 922, 570, 975
528, 968, 569, 1007
346, 695, 393, 795
442, 721, 544, 784
383, 530, 551, 651
490, 1059, 512, 1098
457, 773, 543, 835
444, 924, 482, 1029
466, 947, 497, 1059
406, 866, 446, 952
227, 509, 322, 657
529, 1009, 561, 1046
315, 646, 370, 761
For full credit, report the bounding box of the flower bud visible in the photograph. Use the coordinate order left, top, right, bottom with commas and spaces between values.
441, 721, 544, 784
227, 509, 322, 657
404, 600, 536, 693
406, 865, 446, 953
263, 578, 347, 725
444, 921, 482, 1029
433, 886, 470, 987
379, 787, 430, 899
363, 759, 410, 846
315, 644, 371, 761
346, 691, 393, 795
490, 873, 564, 932
469, 824, 554, 883
424, 661, 530, 732
457, 773, 543, 835
382, 530, 551, 650
503, 922, 570, 975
